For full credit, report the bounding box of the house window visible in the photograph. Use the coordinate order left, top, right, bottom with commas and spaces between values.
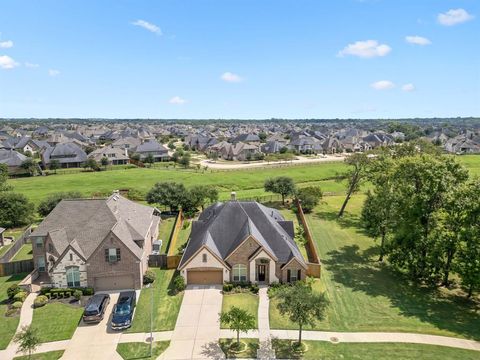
287, 269, 300, 282
37, 257, 46, 272
232, 264, 247, 282
202, 253, 207, 263
66, 266, 80, 287
48, 244, 54, 253
35, 237, 44, 249
69, 253, 73, 261
105, 248, 121, 263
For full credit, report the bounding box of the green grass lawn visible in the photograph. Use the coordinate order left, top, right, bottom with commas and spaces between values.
219, 338, 259, 359
13, 350, 64, 360
271, 340, 480, 360
221, 293, 259, 329
116, 341, 170, 360
158, 216, 176, 253
0, 243, 13, 257
0, 273, 28, 350
4, 227, 28, 241
11, 243, 33, 261
173, 219, 192, 255
31, 302, 83, 343
270, 195, 480, 340
127, 269, 183, 333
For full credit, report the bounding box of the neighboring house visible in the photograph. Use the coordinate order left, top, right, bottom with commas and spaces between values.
445, 135, 480, 154
89, 146, 130, 165
42, 142, 88, 168
231, 133, 261, 145
135, 140, 169, 162
0, 227, 5, 246
111, 136, 142, 151
178, 194, 307, 285
0, 149, 29, 175
29, 193, 161, 291
288, 136, 322, 153
261, 140, 285, 154
185, 135, 218, 152
14, 137, 50, 155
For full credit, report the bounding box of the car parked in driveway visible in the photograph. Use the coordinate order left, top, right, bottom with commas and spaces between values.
83, 293, 110, 323
111, 290, 136, 330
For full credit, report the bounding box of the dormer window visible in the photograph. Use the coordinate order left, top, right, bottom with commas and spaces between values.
202, 253, 207, 263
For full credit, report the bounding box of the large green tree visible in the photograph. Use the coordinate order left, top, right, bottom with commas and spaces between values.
296, 186, 323, 213
0, 192, 33, 228
37, 191, 83, 217
264, 176, 296, 205
338, 153, 370, 217
146, 182, 187, 211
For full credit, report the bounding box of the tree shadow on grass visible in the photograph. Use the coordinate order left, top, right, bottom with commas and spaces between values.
313, 209, 370, 238
324, 245, 480, 340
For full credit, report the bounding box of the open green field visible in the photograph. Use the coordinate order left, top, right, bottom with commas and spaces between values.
270, 194, 480, 340
0, 273, 27, 350
271, 340, 480, 360
221, 293, 259, 329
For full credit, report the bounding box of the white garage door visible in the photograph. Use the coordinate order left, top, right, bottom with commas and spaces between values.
94, 275, 135, 291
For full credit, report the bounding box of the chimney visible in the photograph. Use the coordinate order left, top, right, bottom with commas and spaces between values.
231, 191, 236, 201
124, 148, 128, 157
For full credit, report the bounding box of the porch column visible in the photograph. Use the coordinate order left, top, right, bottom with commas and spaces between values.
249, 258, 256, 283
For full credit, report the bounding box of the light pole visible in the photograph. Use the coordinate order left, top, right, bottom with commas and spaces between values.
146, 283, 153, 357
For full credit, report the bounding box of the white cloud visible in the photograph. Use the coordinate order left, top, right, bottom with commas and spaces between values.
0, 55, 19, 69
405, 35, 431, 46
338, 40, 391, 58
0, 40, 13, 48
169, 96, 187, 105
132, 20, 162, 35
402, 83, 415, 92
48, 69, 60, 76
438, 8, 474, 26
221, 72, 243, 82
25, 62, 39, 68
371, 80, 395, 90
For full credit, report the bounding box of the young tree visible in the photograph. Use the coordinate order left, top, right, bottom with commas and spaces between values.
14, 325, 40, 359
178, 153, 191, 168
20, 158, 38, 177
49, 159, 60, 174
189, 185, 219, 210
83, 158, 99, 171
296, 186, 323, 213
144, 153, 155, 167
0, 192, 34, 228
146, 182, 187, 211
219, 306, 256, 348
264, 177, 296, 205
37, 191, 83, 217
100, 156, 110, 170
0, 163, 11, 192
129, 152, 141, 162
275, 281, 328, 345
338, 153, 370, 217
208, 151, 219, 162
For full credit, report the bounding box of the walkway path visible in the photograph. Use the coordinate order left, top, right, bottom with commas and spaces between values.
256, 286, 275, 359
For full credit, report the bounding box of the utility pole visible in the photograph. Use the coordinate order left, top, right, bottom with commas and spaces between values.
150, 283, 153, 357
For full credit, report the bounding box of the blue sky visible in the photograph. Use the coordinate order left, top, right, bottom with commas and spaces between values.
0, 0, 478, 119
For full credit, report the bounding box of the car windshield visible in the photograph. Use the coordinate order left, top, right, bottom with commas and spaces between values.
115, 303, 131, 316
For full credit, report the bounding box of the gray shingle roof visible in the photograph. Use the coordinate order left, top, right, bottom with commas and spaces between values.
0, 149, 28, 167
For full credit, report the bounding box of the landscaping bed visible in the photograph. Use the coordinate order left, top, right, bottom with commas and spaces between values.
219, 338, 259, 359
116, 341, 170, 359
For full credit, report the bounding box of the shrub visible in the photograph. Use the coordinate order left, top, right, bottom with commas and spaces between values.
250, 284, 259, 294
12, 301, 23, 309
34, 295, 48, 308
13, 291, 28, 303
223, 283, 234, 292
143, 270, 156, 285
173, 275, 186, 293
5, 308, 19, 317
73, 290, 82, 301
81, 287, 94, 296
7, 284, 21, 299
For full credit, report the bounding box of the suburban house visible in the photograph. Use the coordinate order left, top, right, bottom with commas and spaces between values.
42, 142, 88, 168
135, 139, 170, 162
178, 194, 307, 285
88, 145, 130, 165
29, 193, 161, 291
0, 149, 29, 175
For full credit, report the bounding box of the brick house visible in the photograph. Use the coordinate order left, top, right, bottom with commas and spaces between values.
178, 193, 307, 285
29, 193, 160, 291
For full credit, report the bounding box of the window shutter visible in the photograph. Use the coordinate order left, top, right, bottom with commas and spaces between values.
287, 269, 291, 282
297, 269, 301, 281
116, 248, 121, 261
105, 249, 109, 262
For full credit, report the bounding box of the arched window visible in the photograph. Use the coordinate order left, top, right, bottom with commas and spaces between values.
232, 264, 247, 282
66, 266, 80, 287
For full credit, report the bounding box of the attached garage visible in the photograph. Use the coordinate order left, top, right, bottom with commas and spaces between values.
187, 269, 223, 285
94, 274, 135, 291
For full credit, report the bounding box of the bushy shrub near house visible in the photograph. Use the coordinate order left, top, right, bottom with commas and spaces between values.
13, 291, 28, 303
143, 269, 156, 285
33, 295, 48, 308
7, 284, 21, 299
173, 275, 186, 293
12, 301, 23, 309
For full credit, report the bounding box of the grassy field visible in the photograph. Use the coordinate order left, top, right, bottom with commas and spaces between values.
0, 273, 27, 350
13, 350, 65, 360
158, 216, 176, 253
271, 340, 480, 360
11, 243, 33, 261
116, 341, 170, 360
127, 269, 183, 333
270, 195, 480, 340
221, 293, 259, 329
31, 302, 83, 343
219, 338, 259, 358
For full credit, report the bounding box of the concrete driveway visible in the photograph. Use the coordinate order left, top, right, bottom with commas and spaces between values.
62, 290, 140, 360
159, 285, 224, 360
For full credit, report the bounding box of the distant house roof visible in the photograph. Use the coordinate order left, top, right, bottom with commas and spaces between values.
89, 146, 129, 161
261, 141, 284, 154
232, 134, 261, 144
42, 142, 88, 165
136, 140, 168, 153
0, 149, 28, 167
179, 201, 306, 269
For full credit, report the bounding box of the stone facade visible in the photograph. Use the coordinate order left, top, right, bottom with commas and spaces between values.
280, 258, 306, 283
50, 249, 88, 288
225, 236, 259, 282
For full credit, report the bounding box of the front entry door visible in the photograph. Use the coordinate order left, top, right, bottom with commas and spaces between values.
258, 265, 266, 282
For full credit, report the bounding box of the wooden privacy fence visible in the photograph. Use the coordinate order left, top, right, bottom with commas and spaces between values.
296, 200, 322, 278
166, 210, 184, 269
0, 259, 34, 277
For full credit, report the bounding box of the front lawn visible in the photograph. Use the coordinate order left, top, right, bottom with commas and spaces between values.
219, 338, 259, 359
0, 273, 28, 350
116, 341, 170, 360
271, 340, 480, 360
269, 195, 480, 340
31, 302, 83, 342
13, 350, 64, 360
11, 244, 33, 261
221, 293, 259, 329
127, 269, 183, 333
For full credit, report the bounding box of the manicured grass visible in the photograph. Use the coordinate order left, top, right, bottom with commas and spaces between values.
127, 269, 183, 333
221, 293, 259, 329
158, 216, 176, 253
31, 302, 83, 342
270, 195, 480, 340
278, 206, 309, 261
0, 243, 13, 257
11, 243, 33, 261
4, 227, 28, 241
13, 350, 64, 360
219, 338, 259, 359
271, 340, 480, 360
0, 273, 28, 350
174, 219, 192, 255
116, 341, 170, 360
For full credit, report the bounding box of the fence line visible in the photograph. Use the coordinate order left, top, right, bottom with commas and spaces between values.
296, 200, 322, 278
0, 225, 33, 263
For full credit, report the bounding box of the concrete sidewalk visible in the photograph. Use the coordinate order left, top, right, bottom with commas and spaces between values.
256, 286, 275, 359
